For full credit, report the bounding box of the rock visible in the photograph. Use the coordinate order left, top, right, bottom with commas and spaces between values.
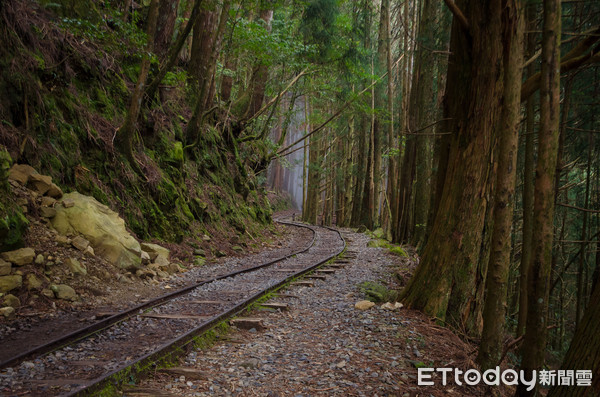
0, 306, 15, 319
28, 173, 53, 195
0, 275, 22, 293
3, 294, 20, 308
25, 273, 43, 290
156, 270, 169, 279
140, 243, 170, 261
202, 234, 211, 242
1, 248, 35, 266
136, 269, 156, 279
71, 235, 90, 251
232, 246, 244, 253
355, 300, 375, 311
8, 164, 37, 185
84, 246, 95, 257
381, 302, 404, 310
141, 251, 150, 264
167, 263, 181, 274
215, 250, 226, 258
155, 255, 169, 267
51, 284, 77, 300
62, 198, 75, 208
41, 196, 57, 207
34, 254, 45, 265
40, 206, 57, 218
193, 248, 205, 257
356, 225, 367, 233
41, 288, 54, 298
55, 235, 71, 246
47, 183, 63, 198
65, 258, 87, 275
0, 259, 11, 276
52, 192, 142, 270
372, 228, 385, 239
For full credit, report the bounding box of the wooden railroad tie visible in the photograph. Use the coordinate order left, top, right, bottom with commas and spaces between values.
141, 313, 211, 320
326, 264, 345, 269
259, 302, 289, 311
306, 275, 326, 280
230, 317, 266, 330
316, 269, 336, 274
290, 280, 314, 287
158, 367, 209, 380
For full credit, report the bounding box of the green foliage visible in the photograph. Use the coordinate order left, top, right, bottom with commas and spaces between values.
299, 0, 339, 61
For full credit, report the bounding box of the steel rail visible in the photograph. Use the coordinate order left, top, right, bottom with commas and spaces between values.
0, 221, 315, 370
67, 223, 345, 396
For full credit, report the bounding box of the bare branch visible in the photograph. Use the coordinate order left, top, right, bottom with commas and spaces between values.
442, 0, 470, 33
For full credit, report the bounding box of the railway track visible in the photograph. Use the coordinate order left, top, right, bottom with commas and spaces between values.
0, 221, 346, 396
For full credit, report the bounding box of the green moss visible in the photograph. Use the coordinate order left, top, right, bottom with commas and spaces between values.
389, 246, 408, 257
358, 281, 398, 303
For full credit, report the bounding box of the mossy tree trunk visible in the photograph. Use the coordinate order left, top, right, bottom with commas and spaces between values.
516, 0, 561, 394
476, 0, 524, 370
400, 0, 504, 337
115, 0, 159, 172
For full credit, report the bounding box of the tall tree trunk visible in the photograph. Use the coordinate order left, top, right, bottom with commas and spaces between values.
400, 0, 504, 337
477, 0, 524, 370
154, 0, 180, 61
303, 129, 320, 224
517, 0, 561, 394
516, 3, 538, 338
115, 0, 160, 171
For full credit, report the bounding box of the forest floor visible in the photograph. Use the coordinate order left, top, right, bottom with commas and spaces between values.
130, 226, 515, 397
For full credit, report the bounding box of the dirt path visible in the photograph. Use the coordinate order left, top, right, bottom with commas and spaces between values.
132, 228, 502, 397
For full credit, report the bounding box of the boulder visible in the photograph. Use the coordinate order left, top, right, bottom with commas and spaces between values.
0, 275, 22, 293
141, 251, 150, 264
2, 294, 20, 308
65, 258, 87, 275
28, 173, 53, 195
51, 284, 77, 300
0, 259, 11, 276
232, 246, 244, 253
8, 164, 36, 185
51, 192, 142, 270
1, 247, 35, 266
355, 300, 375, 311
193, 248, 205, 257
34, 254, 44, 265
62, 198, 75, 208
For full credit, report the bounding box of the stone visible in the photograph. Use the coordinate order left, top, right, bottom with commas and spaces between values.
34, 254, 45, 265
155, 255, 169, 267
71, 235, 90, 251
41, 196, 56, 207
51, 284, 77, 300
381, 302, 404, 310
84, 246, 95, 257
3, 294, 20, 308
28, 173, 53, 195
8, 164, 37, 185
25, 273, 43, 290
65, 258, 87, 276
41, 288, 54, 298
55, 235, 71, 246
232, 246, 244, 253
167, 263, 181, 274
193, 248, 205, 257
215, 250, 226, 258
46, 183, 63, 198
52, 192, 142, 270
136, 269, 156, 279
355, 300, 375, 311
141, 251, 150, 264
40, 206, 57, 218
62, 198, 75, 208
202, 234, 211, 242
0, 259, 11, 276
0, 306, 15, 319
0, 275, 22, 293
372, 228, 385, 239
1, 247, 35, 266
140, 243, 170, 262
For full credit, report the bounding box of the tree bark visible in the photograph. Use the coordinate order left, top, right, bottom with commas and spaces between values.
400, 0, 504, 337
517, 0, 561, 394
477, 0, 524, 370
154, 0, 180, 61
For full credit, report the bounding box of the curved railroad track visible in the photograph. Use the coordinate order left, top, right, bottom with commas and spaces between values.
0, 221, 346, 396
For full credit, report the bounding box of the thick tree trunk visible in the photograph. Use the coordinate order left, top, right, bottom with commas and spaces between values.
477, 0, 524, 370
547, 283, 600, 397
400, 0, 504, 337
517, 0, 561, 394
303, 130, 320, 224
154, 0, 180, 61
